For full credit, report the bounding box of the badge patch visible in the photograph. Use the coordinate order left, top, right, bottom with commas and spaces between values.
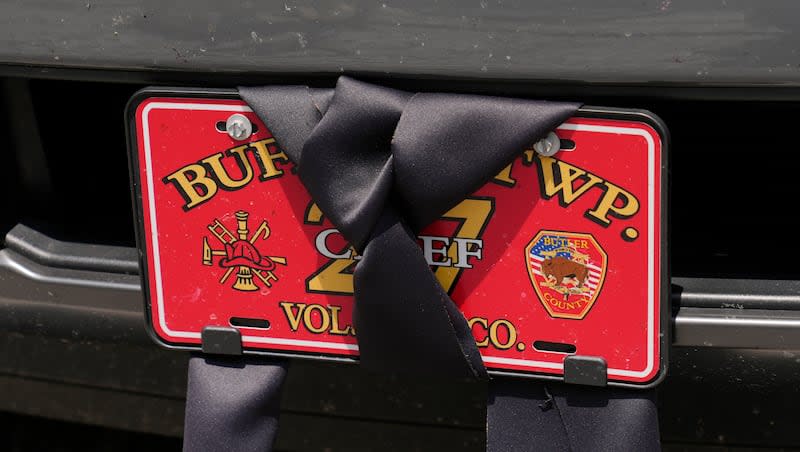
526, 230, 607, 319
202, 210, 287, 292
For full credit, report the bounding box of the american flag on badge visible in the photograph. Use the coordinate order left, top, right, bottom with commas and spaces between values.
525, 230, 607, 320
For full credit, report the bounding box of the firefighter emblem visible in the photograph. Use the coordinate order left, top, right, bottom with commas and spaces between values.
525, 230, 607, 319
202, 210, 287, 292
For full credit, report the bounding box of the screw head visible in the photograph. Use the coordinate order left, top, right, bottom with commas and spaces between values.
226, 113, 253, 141
533, 132, 561, 157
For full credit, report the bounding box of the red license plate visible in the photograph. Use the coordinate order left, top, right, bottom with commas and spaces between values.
127, 88, 668, 386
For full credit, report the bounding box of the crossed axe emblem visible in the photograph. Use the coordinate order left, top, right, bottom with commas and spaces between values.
202, 210, 287, 292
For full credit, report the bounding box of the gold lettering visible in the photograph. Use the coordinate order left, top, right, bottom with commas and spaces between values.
306, 257, 356, 295
280, 302, 305, 332
329, 305, 354, 336
249, 138, 289, 180
306, 197, 493, 295
303, 304, 331, 334
163, 163, 218, 210
305, 202, 324, 225
492, 163, 516, 187
537, 156, 604, 206
200, 146, 254, 189
434, 198, 494, 292
468, 317, 490, 347
586, 183, 640, 226
522, 149, 536, 165
489, 319, 517, 350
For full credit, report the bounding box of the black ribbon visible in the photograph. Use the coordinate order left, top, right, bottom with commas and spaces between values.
241, 77, 578, 378
182, 77, 661, 451
488, 379, 660, 451
183, 355, 287, 452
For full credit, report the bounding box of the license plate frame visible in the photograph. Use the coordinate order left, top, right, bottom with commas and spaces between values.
126, 86, 669, 388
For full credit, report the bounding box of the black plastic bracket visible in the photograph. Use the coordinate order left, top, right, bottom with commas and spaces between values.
563, 355, 607, 387
201, 326, 243, 356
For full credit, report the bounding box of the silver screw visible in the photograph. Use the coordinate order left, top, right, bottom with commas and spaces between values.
533, 132, 561, 157
226, 113, 252, 141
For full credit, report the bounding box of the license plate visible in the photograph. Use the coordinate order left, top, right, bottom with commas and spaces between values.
127, 87, 668, 387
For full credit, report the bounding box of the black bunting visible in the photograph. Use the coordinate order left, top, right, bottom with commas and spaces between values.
182, 355, 288, 452
240, 77, 580, 378
183, 77, 662, 452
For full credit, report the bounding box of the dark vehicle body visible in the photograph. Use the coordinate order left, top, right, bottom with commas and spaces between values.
2, 1, 800, 450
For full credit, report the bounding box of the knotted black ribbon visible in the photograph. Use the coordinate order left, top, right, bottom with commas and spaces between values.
241, 77, 579, 378
182, 77, 661, 451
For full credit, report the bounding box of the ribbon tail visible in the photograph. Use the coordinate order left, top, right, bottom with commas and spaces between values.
487, 379, 661, 452
183, 355, 289, 452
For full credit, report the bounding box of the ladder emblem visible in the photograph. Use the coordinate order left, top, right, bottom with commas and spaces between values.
202, 210, 287, 292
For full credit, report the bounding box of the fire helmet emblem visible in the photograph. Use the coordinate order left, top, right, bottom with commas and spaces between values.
202, 210, 287, 292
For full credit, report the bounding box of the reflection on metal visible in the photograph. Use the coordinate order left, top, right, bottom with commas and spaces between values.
533, 131, 561, 157
225, 113, 252, 141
